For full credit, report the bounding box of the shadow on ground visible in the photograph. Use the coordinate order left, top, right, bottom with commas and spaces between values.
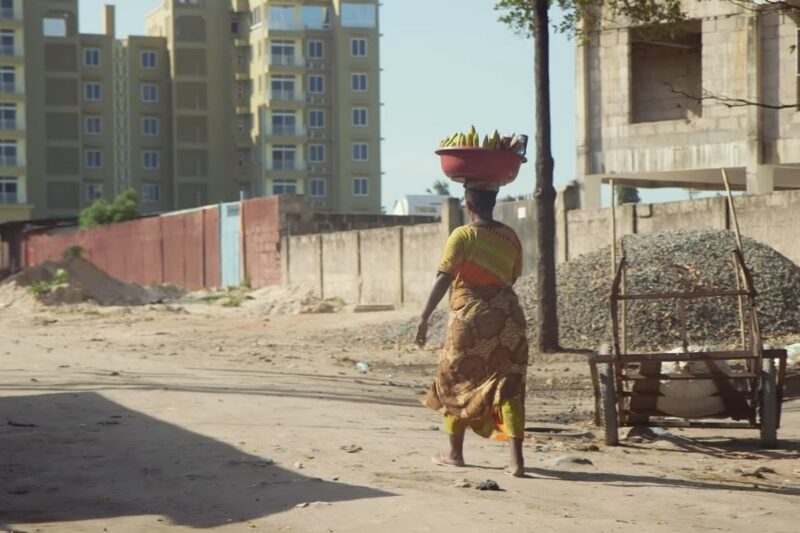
0, 392, 391, 529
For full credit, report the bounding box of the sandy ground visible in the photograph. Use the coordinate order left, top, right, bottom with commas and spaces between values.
1, 302, 799, 533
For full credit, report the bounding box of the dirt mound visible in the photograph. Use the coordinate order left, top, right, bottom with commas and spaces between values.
3, 258, 183, 307
245, 285, 345, 315
516, 230, 800, 351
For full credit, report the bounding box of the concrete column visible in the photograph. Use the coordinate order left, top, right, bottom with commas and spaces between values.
581, 175, 602, 209
556, 183, 581, 264
280, 236, 290, 285
103, 5, 116, 38
744, 14, 772, 195
440, 197, 463, 241
747, 165, 775, 195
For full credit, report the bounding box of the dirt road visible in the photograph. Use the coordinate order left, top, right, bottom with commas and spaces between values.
1, 304, 799, 532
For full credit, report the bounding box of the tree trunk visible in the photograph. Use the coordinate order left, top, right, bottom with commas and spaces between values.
532, 0, 559, 351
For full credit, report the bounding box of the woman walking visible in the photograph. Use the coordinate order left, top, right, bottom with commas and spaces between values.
416, 186, 529, 477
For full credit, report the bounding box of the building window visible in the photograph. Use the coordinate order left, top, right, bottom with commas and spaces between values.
307, 40, 324, 59
0, 66, 15, 93
630, 21, 702, 123
141, 51, 157, 69
0, 103, 15, 130
352, 143, 368, 161
342, 4, 377, 28
83, 48, 101, 68
271, 75, 295, 100
269, 5, 296, 30
309, 144, 325, 163
85, 116, 102, 135
0, 29, 13, 56
84, 82, 102, 101
237, 149, 248, 167
85, 183, 103, 202
308, 75, 324, 94
142, 183, 160, 203
301, 6, 331, 30
271, 40, 296, 65
0, 139, 16, 166
42, 18, 67, 37
85, 150, 102, 169
272, 179, 297, 195
142, 117, 160, 136
271, 111, 296, 135
308, 109, 325, 128
351, 38, 367, 57
251, 5, 262, 27
352, 108, 368, 127
0, 175, 17, 204
352, 73, 367, 92
272, 145, 297, 170
143, 150, 160, 170
141, 83, 159, 103
353, 177, 369, 197
309, 178, 326, 198
231, 16, 240, 35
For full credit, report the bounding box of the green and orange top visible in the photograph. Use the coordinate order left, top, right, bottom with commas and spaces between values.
437, 224, 522, 288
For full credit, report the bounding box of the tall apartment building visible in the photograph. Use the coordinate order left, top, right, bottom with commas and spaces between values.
0, 0, 381, 224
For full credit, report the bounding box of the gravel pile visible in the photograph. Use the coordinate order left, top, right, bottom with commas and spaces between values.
357, 230, 800, 353
517, 230, 800, 351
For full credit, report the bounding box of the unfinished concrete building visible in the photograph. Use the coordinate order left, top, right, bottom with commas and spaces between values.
577, 1, 800, 208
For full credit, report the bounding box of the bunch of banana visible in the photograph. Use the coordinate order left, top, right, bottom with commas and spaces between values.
439, 125, 481, 148
439, 127, 511, 151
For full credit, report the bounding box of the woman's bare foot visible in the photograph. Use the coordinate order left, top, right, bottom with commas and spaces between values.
504, 465, 525, 477
433, 452, 465, 467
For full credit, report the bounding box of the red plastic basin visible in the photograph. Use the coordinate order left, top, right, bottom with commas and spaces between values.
435, 147, 526, 187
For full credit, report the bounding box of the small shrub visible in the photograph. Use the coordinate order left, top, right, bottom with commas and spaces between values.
28, 268, 69, 296
80, 188, 139, 229
63, 245, 84, 260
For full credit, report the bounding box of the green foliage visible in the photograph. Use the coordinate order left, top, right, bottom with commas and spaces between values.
63, 245, 84, 260
494, 0, 686, 39
616, 186, 641, 205
79, 188, 139, 229
426, 180, 451, 196
28, 268, 69, 296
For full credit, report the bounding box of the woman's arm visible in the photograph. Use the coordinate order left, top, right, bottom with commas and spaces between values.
415, 272, 453, 346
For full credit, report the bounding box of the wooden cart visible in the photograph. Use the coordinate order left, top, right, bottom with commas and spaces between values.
588, 248, 788, 448
590, 171, 790, 448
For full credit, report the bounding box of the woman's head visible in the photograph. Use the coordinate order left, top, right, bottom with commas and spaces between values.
465, 187, 498, 218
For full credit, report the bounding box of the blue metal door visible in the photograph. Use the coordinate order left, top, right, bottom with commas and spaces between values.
220, 202, 242, 287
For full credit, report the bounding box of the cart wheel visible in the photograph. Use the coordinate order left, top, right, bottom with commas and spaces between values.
600, 363, 619, 446
760, 358, 778, 449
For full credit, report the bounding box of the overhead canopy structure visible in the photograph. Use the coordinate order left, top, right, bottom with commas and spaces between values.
592, 165, 800, 191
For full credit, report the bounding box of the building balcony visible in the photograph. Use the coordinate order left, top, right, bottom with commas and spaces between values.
268, 55, 305, 68
0, 8, 22, 25
0, 191, 17, 204
264, 125, 306, 137
0, 46, 23, 62
235, 72, 250, 81
0, 156, 23, 169
269, 90, 305, 103
266, 161, 306, 172
235, 106, 251, 115
0, 119, 24, 132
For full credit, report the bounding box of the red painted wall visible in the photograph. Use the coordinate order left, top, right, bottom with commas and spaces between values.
22, 200, 283, 290
242, 197, 282, 288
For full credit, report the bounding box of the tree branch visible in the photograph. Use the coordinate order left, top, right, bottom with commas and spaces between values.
662, 82, 798, 110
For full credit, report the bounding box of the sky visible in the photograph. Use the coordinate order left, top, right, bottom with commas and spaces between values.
79, 1, 684, 210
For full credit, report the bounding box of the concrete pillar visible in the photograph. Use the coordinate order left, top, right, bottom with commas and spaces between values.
440, 197, 463, 241
747, 165, 775, 195
280, 235, 290, 285
556, 183, 581, 264
580, 175, 602, 209
744, 14, 773, 195
103, 5, 116, 38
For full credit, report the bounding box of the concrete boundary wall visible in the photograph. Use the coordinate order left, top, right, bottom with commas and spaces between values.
285, 189, 800, 305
